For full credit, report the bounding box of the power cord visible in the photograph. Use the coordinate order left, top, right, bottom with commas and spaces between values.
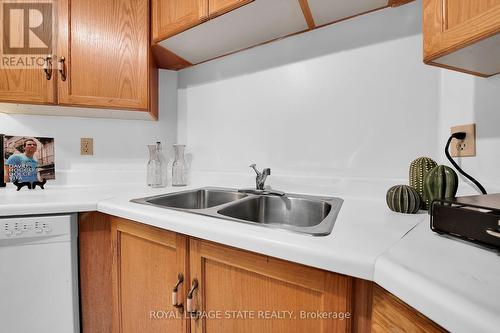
445, 132, 487, 195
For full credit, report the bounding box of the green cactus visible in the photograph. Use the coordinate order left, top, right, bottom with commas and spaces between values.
409, 157, 438, 209
386, 185, 422, 214
423, 165, 459, 211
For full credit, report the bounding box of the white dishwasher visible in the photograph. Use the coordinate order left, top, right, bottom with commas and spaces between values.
0, 214, 80, 333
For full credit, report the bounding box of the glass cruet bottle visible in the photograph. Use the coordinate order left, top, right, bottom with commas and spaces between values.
147, 144, 163, 187
172, 144, 187, 186
156, 141, 168, 186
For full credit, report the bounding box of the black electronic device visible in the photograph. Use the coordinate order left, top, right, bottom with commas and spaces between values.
431, 194, 500, 249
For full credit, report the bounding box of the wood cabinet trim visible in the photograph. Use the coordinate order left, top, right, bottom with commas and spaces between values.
110, 219, 122, 333
427, 61, 496, 78
371, 284, 446, 333
79, 212, 114, 333
191, 238, 336, 292
152, 0, 208, 42
298, 0, 316, 29
209, 0, 254, 19
152, 44, 193, 71
112, 217, 178, 248
389, 0, 415, 7
352, 279, 373, 333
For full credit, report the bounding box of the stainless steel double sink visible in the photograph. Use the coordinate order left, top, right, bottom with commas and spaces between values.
131, 187, 343, 236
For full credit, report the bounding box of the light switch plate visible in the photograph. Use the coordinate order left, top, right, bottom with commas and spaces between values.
81, 138, 93, 155
450, 124, 476, 157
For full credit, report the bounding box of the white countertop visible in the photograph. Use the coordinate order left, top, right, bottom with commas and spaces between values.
0, 182, 423, 279
1, 182, 498, 332
375, 221, 500, 333
96, 185, 424, 280
0, 184, 129, 216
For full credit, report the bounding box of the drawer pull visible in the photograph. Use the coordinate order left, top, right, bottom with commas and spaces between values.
58, 56, 67, 81
43, 55, 52, 80
187, 279, 199, 320
172, 273, 184, 313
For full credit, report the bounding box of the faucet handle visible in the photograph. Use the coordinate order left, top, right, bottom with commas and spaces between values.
249, 164, 260, 175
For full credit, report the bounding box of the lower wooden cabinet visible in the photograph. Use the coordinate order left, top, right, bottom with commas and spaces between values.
189, 238, 352, 333
111, 218, 189, 333
371, 285, 445, 333
79, 212, 445, 333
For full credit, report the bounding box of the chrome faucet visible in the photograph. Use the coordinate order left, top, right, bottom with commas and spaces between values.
250, 164, 271, 190
238, 164, 284, 196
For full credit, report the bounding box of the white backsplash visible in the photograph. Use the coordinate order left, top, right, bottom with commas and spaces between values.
0, 0, 498, 197
0, 70, 178, 186
177, 2, 441, 181
438, 70, 500, 194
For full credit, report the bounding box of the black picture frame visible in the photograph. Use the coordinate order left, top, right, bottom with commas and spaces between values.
0, 134, 5, 187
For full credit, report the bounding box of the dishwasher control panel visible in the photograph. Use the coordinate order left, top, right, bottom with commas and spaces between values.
0, 215, 72, 240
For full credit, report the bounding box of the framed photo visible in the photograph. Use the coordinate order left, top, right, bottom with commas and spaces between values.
3, 136, 55, 183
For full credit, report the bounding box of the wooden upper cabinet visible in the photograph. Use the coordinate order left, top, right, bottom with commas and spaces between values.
188, 238, 353, 333
423, 0, 500, 77
209, 0, 253, 18
57, 0, 156, 116
152, 0, 208, 42
0, 0, 157, 119
111, 217, 189, 333
152, 0, 411, 70
155, 0, 309, 67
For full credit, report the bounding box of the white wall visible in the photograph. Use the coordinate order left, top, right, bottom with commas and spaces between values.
177, 2, 441, 181
2, 1, 496, 194
439, 70, 500, 193
0, 70, 178, 185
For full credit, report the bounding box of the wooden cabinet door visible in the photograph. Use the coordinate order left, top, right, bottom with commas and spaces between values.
152, 0, 208, 42
423, 0, 500, 76
111, 217, 189, 333
0, 0, 55, 104
56, 0, 153, 112
188, 239, 353, 333
0, 67, 55, 104
208, 0, 253, 18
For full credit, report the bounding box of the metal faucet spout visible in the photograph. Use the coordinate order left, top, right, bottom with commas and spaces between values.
250, 164, 272, 190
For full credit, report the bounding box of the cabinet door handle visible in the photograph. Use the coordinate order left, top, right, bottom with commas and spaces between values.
43, 55, 52, 80
58, 56, 67, 81
186, 279, 199, 320
172, 273, 184, 313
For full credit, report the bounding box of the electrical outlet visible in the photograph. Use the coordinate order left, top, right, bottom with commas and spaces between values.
450, 124, 476, 157
81, 138, 93, 156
